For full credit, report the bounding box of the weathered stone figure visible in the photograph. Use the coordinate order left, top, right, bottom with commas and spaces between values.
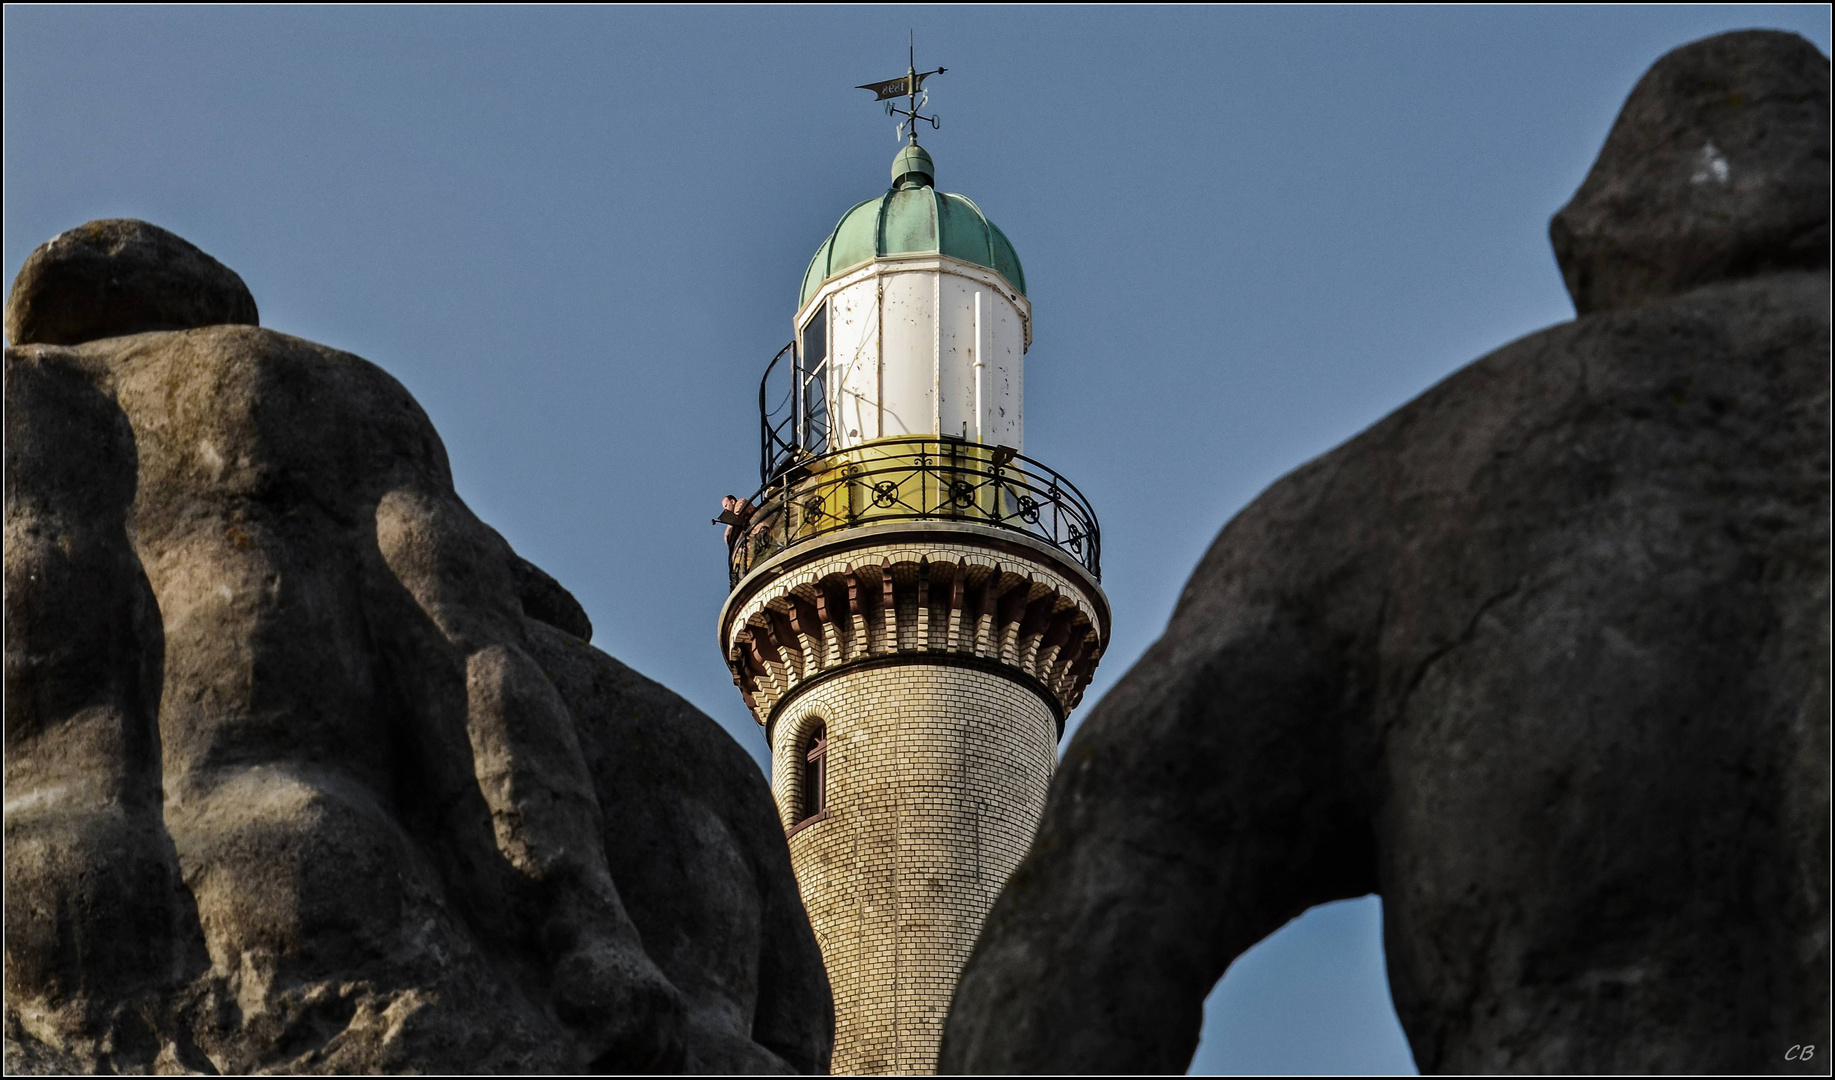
942, 30, 1829, 1075
4, 221, 831, 1073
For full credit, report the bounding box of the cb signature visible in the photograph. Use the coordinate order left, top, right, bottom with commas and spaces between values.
1786, 1045, 1815, 1061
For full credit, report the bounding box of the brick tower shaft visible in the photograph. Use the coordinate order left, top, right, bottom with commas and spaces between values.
724, 527, 1105, 1072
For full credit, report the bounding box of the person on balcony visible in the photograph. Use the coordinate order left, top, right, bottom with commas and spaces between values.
717, 495, 754, 549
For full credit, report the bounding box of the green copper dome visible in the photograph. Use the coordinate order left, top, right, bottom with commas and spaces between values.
799, 148, 1027, 309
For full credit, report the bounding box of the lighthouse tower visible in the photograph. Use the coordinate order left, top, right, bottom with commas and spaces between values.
718, 100, 1108, 1074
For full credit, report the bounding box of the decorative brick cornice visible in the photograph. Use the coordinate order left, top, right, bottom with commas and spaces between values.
720, 539, 1106, 730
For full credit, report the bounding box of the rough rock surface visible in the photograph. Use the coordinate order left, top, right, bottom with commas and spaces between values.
942, 30, 1829, 1076
1552, 30, 1829, 315
3, 222, 831, 1074
4, 219, 259, 347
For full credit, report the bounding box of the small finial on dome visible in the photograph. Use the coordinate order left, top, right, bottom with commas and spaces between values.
892, 144, 935, 189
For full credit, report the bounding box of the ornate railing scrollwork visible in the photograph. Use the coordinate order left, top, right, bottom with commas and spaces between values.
727, 436, 1101, 587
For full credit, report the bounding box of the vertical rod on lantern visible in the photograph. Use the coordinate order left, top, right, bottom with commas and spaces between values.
972, 290, 985, 444
932, 271, 942, 438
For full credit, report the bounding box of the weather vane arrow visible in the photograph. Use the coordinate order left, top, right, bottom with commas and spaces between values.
860, 33, 944, 144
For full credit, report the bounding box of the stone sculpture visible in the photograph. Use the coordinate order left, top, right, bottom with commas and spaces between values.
4, 219, 832, 1074
942, 30, 1829, 1075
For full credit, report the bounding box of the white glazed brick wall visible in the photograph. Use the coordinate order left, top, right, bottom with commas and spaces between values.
771, 663, 1057, 1076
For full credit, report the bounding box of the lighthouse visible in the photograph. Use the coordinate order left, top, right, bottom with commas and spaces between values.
718, 69, 1109, 1075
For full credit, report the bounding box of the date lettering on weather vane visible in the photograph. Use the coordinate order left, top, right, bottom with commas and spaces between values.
858, 32, 945, 144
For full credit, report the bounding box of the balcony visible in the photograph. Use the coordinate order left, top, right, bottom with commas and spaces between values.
727, 436, 1101, 588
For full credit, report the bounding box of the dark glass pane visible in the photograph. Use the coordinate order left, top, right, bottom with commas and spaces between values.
803, 724, 827, 820
800, 307, 828, 454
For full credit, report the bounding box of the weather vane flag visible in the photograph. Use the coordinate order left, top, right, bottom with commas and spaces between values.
859, 34, 945, 144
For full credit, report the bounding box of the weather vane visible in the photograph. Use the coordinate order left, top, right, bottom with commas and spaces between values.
858, 32, 945, 145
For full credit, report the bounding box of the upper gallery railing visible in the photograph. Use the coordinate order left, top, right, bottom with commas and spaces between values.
726, 436, 1101, 588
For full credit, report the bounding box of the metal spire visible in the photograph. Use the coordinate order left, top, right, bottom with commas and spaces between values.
857, 32, 944, 145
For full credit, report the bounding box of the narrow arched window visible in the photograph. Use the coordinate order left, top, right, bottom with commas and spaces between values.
800, 723, 827, 824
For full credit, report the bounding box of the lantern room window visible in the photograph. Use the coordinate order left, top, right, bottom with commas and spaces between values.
799, 305, 829, 454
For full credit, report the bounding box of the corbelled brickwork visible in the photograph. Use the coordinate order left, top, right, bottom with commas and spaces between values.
723, 532, 1105, 726
719, 526, 1110, 1075
772, 664, 1058, 1075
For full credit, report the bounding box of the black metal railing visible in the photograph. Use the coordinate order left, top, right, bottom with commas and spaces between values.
727, 436, 1101, 587
758, 342, 798, 487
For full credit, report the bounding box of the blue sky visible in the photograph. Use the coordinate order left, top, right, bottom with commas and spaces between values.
7, 6, 1827, 1075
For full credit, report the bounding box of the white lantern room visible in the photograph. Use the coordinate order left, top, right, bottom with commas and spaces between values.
792, 144, 1031, 456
